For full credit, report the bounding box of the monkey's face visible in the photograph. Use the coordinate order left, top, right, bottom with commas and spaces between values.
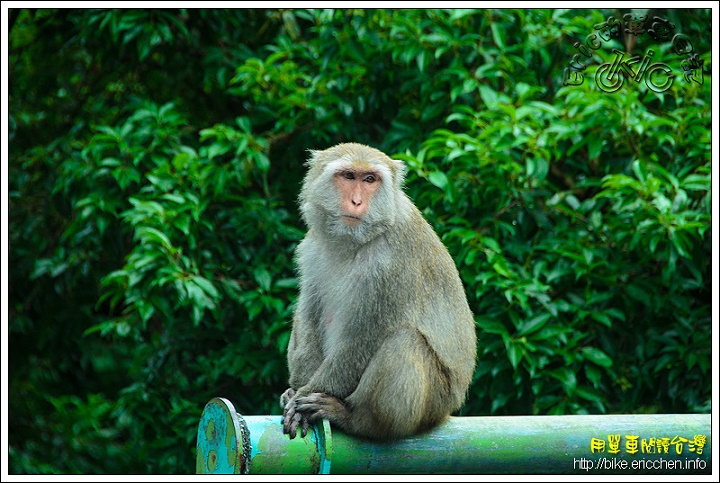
318, 158, 395, 242
333, 164, 382, 227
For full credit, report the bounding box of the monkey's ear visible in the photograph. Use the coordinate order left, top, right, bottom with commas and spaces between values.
390, 158, 407, 187
305, 149, 320, 168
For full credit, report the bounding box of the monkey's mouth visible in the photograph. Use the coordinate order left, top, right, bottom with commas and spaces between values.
341, 215, 363, 227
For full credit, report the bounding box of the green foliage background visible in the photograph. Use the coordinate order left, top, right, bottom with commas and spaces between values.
7, 8, 712, 474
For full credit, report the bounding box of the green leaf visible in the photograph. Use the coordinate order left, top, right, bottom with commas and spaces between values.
476, 317, 509, 336
517, 313, 551, 336
275, 278, 298, 289
254, 268, 272, 292
587, 137, 603, 160
581, 347, 613, 368
625, 284, 651, 306
507, 343, 523, 370
192, 276, 220, 300
478, 85, 498, 107
530, 325, 571, 341
492, 261, 513, 278
138, 302, 155, 324
162, 193, 185, 204
590, 312, 612, 328
482, 237, 501, 253
632, 159, 648, 184
134, 226, 173, 250
681, 174, 710, 191
428, 171, 448, 190
574, 386, 603, 403
490, 22, 506, 49
173, 215, 191, 235
549, 367, 577, 393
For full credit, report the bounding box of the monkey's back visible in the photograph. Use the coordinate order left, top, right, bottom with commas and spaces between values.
383, 202, 477, 409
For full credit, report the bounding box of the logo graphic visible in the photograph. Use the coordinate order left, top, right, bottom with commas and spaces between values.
562, 14, 704, 93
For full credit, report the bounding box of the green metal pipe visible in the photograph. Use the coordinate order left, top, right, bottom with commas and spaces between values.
196, 398, 711, 475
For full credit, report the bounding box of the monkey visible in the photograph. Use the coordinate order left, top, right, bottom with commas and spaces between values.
280, 142, 477, 441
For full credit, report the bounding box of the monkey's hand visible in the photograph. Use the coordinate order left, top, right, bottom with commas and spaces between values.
281, 390, 311, 439
294, 392, 347, 427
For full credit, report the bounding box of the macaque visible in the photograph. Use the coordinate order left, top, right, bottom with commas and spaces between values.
281, 143, 477, 440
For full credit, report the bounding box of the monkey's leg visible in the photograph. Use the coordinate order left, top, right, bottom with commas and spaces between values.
296, 328, 451, 440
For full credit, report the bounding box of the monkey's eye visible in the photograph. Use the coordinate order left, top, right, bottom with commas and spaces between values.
341, 171, 355, 180
363, 175, 377, 184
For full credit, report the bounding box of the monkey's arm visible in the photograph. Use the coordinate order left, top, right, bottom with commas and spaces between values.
286, 309, 324, 389
282, 305, 325, 439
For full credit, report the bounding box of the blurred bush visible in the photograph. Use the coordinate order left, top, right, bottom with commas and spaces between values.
8, 8, 711, 474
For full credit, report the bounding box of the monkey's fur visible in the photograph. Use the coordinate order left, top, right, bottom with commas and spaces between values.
281, 143, 477, 440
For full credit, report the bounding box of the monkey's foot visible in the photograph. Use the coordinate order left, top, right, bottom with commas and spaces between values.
294, 392, 346, 423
